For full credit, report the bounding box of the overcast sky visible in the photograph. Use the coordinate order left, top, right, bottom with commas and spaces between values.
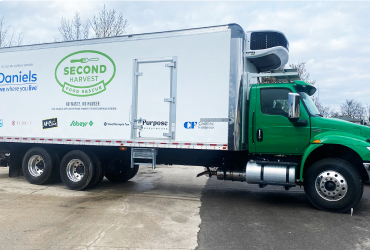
1, 1, 369, 112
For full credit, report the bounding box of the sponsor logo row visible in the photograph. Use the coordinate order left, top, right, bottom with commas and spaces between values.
0, 118, 96, 129
0, 119, 130, 129
0, 119, 216, 130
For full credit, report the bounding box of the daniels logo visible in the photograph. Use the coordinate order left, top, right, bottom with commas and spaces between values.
70, 120, 94, 127
42, 118, 58, 129
55, 50, 116, 97
0, 70, 38, 93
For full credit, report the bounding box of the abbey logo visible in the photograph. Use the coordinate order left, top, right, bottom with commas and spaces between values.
70, 120, 94, 127
55, 50, 116, 97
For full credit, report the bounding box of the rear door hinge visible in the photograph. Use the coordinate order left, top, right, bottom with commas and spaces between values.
165, 62, 176, 68
163, 132, 173, 137
164, 97, 175, 103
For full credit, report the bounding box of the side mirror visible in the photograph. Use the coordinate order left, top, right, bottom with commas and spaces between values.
288, 93, 300, 120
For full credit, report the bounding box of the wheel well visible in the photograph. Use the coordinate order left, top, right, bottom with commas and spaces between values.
303, 144, 368, 182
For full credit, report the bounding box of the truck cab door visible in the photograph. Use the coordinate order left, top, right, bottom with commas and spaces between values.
251, 86, 310, 154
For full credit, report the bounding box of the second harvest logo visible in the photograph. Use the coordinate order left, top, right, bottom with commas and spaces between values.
55, 50, 116, 97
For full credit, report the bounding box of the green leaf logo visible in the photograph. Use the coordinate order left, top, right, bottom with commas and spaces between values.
55, 50, 116, 97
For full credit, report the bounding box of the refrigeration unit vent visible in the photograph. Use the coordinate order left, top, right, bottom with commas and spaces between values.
245, 30, 290, 72
250, 32, 289, 51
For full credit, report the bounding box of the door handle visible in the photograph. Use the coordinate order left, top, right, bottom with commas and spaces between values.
252, 111, 255, 144
129, 106, 132, 123
257, 129, 263, 142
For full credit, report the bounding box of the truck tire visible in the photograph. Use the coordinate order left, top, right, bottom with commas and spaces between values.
304, 158, 363, 213
104, 165, 139, 182
129, 165, 139, 179
87, 153, 105, 189
60, 150, 95, 190
22, 147, 59, 185
105, 157, 139, 182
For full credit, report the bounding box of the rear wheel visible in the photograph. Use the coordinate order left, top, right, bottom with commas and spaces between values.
87, 153, 105, 189
129, 165, 139, 179
105, 156, 139, 182
22, 147, 59, 185
304, 158, 363, 212
60, 150, 95, 190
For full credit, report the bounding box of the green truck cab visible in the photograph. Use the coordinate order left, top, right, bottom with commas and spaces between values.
246, 80, 369, 212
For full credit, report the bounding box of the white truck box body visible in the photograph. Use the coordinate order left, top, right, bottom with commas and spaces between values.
0, 24, 248, 150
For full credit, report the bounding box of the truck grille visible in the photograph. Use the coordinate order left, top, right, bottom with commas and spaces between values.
250, 32, 289, 51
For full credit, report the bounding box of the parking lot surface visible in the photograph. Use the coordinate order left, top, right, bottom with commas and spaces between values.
0, 165, 207, 250
197, 178, 370, 250
1, 165, 370, 250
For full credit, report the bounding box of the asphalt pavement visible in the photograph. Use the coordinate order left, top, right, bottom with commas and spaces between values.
197, 177, 370, 250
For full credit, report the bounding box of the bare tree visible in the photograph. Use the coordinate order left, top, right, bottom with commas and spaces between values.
261, 62, 316, 84
312, 96, 333, 118
58, 12, 89, 41
89, 5, 128, 38
364, 104, 370, 123
289, 62, 316, 85
58, 6, 128, 41
260, 61, 335, 117
340, 99, 365, 119
0, 15, 23, 47
331, 112, 340, 118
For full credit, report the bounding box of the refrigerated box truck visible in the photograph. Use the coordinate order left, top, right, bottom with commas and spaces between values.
1, 24, 370, 212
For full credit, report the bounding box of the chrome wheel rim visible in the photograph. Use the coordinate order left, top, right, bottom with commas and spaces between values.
28, 155, 45, 177
66, 159, 85, 182
315, 170, 348, 201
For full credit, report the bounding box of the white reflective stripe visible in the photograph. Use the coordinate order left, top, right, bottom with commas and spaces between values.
0, 137, 228, 149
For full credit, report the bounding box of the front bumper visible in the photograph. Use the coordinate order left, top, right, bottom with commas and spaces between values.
363, 162, 370, 180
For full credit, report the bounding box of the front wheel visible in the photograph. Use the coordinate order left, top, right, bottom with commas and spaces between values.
304, 158, 363, 213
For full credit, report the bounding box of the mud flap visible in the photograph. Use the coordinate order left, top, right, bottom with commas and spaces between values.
9, 144, 28, 177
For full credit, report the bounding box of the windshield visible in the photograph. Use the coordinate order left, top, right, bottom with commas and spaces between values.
299, 92, 321, 116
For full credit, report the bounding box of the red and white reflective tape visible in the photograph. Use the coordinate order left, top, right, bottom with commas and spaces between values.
0, 136, 228, 150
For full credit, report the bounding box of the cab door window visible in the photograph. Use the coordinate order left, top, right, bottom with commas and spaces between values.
260, 88, 290, 117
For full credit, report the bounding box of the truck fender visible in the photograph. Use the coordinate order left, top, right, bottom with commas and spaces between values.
311, 132, 370, 160
299, 144, 323, 181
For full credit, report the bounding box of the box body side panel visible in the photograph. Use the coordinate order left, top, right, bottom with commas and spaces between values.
0, 31, 232, 148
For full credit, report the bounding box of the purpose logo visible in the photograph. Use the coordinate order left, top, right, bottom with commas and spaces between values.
141, 120, 168, 126
70, 120, 94, 127
42, 118, 58, 129
55, 50, 116, 97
